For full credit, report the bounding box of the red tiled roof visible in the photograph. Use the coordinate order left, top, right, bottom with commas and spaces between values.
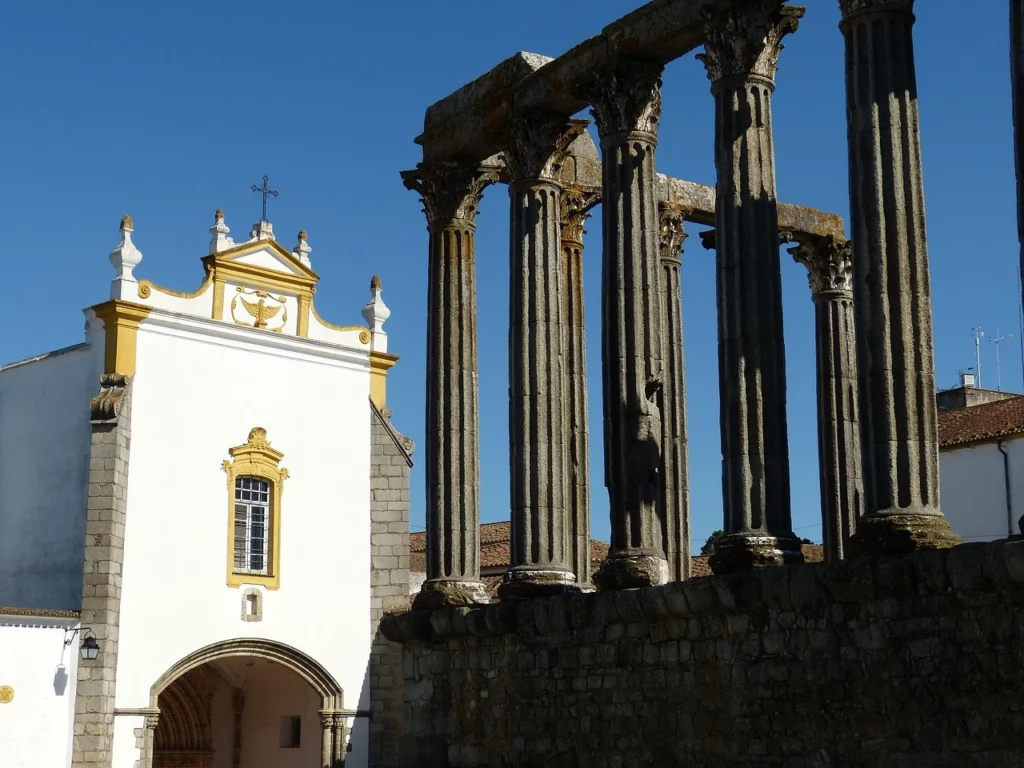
410, 522, 821, 582
938, 396, 1024, 448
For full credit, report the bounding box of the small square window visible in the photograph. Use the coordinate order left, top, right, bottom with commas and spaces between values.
280, 715, 301, 748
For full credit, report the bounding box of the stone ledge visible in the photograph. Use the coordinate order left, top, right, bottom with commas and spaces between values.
381, 541, 1024, 643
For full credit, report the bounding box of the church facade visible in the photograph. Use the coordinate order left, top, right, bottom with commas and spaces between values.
0, 212, 411, 768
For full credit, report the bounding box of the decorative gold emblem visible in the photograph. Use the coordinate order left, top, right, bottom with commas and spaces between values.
0, 685, 13, 703
231, 287, 288, 332
359, 330, 371, 344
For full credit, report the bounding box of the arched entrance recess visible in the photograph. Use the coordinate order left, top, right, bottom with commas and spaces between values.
144, 638, 347, 768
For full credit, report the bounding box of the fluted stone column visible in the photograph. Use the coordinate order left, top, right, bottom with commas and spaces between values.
658, 203, 691, 582
791, 236, 864, 561
579, 58, 669, 589
498, 116, 586, 600
1013, 0, 1024, 320
401, 161, 498, 608
839, 0, 960, 552
699, 3, 805, 574
561, 184, 601, 588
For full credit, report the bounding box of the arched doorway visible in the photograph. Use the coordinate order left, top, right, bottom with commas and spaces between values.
147, 638, 347, 768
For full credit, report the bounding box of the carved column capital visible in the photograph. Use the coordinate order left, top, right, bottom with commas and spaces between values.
144, 714, 160, 730
560, 184, 601, 245
578, 58, 664, 140
839, 0, 914, 19
698, 2, 804, 85
401, 161, 500, 227
501, 116, 587, 184
790, 236, 853, 297
659, 203, 689, 265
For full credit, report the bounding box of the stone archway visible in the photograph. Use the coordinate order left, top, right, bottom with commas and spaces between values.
143, 638, 347, 768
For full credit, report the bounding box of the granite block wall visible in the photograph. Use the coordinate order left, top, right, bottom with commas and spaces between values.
383, 541, 1024, 768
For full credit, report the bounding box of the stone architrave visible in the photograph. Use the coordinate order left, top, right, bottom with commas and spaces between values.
839, 0, 960, 552
791, 236, 864, 561
497, 115, 587, 600
578, 57, 669, 589
658, 203, 691, 582
401, 160, 498, 607
560, 184, 601, 589
699, 2, 806, 574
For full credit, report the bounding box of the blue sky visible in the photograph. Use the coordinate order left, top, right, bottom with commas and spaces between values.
2, 1, 1020, 552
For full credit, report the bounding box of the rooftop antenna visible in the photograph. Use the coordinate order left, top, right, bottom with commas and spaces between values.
991, 326, 1015, 392
972, 327, 984, 388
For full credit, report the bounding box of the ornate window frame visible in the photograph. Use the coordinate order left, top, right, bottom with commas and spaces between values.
222, 427, 288, 590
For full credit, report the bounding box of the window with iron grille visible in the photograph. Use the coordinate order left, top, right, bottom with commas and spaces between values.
233, 476, 271, 575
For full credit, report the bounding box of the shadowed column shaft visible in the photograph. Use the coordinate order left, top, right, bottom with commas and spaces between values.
582, 58, 669, 589
840, 0, 959, 551
402, 162, 497, 607
659, 203, 691, 582
700, 4, 804, 573
792, 237, 864, 561
561, 185, 600, 588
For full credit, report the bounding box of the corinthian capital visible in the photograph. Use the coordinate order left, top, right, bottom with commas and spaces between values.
560, 184, 601, 244
790, 236, 853, 296
659, 203, 689, 264
401, 161, 500, 227
838, 0, 913, 18
698, 2, 804, 84
577, 58, 664, 139
501, 116, 587, 183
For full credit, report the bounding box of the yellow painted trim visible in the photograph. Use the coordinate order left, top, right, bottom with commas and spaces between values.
211, 238, 320, 281
212, 278, 226, 320
309, 301, 372, 340
369, 351, 399, 409
138, 271, 213, 300
222, 428, 288, 591
296, 293, 310, 338
90, 300, 151, 376
208, 260, 318, 295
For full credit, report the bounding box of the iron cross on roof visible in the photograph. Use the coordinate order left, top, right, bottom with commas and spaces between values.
251, 175, 279, 222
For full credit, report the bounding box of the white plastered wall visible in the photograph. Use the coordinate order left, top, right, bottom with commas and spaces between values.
940, 437, 1024, 543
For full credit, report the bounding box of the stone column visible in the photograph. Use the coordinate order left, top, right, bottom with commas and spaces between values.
791, 236, 864, 561
320, 712, 333, 768
699, 3, 805, 574
1013, 0, 1024, 323
560, 184, 600, 588
401, 161, 498, 607
839, 0, 960, 551
498, 117, 587, 600
331, 714, 347, 766
658, 203, 691, 581
579, 57, 669, 589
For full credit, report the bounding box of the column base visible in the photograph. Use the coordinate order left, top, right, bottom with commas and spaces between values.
411, 578, 490, 610
848, 512, 961, 557
709, 533, 805, 575
497, 568, 581, 601
594, 553, 669, 590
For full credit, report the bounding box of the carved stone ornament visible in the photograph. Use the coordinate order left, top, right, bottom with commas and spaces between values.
90, 373, 131, 423
698, 2, 804, 84
790, 236, 853, 296
401, 161, 500, 226
659, 203, 689, 263
838, 0, 914, 18
577, 58, 664, 138
501, 115, 586, 183
560, 184, 601, 244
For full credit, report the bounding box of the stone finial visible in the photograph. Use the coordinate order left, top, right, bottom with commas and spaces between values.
209, 209, 235, 255
293, 229, 312, 268
362, 275, 390, 335
250, 220, 275, 242
110, 215, 143, 299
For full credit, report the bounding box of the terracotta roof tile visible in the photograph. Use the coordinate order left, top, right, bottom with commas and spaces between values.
938, 396, 1024, 447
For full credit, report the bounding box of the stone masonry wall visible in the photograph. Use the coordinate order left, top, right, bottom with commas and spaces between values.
368, 403, 413, 768
73, 374, 134, 768
384, 540, 1024, 768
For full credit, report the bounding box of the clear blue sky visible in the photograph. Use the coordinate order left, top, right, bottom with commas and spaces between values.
2, 1, 1020, 552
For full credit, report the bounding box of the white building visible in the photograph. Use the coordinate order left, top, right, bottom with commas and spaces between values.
0, 212, 412, 768
938, 376, 1024, 543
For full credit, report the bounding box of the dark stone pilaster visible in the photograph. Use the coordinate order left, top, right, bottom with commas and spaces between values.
699, 3, 805, 574
791, 236, 864, 561
561, 184, 601, 589
580, 58, 669, 589
838, 0, 960, 552
498, 117, 586, 600
401, 161, 498, 607
658, 203, 691, 582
